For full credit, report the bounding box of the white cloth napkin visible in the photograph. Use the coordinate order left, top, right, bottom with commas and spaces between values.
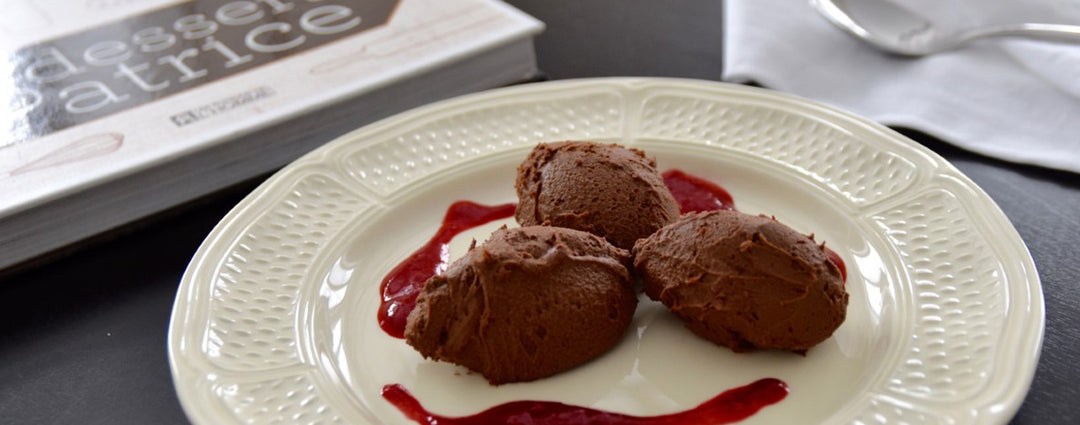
722, 0, 1080, 174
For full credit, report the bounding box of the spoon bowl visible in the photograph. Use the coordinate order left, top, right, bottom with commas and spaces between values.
811, 0, 1080, 56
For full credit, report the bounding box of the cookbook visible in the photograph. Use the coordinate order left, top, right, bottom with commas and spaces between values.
0, 0, 543, 270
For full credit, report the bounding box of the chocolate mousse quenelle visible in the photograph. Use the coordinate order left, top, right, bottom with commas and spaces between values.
515, 141, 681, 250
404, 226, 638, 385
633, 210, 849, 353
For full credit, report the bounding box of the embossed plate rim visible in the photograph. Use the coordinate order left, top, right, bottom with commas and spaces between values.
168, 77, 1044, 425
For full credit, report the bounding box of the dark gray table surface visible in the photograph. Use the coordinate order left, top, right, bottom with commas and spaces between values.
2, 1, 1077, 424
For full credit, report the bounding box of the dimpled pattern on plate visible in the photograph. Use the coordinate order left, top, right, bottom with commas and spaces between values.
206, 173, 367, 371
850, 397, 947, 425
637, 94, 919, 206
220, 374, 343, 425
341, 88, 623, 196
871, 188, 1005, 400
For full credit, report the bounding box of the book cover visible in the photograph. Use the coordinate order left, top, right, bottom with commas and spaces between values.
0, 0, 543, 269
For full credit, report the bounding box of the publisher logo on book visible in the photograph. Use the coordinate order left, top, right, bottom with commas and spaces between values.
4, 0, 399, 147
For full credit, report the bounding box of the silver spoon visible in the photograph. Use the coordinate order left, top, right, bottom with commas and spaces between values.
811, 0, 1080, 56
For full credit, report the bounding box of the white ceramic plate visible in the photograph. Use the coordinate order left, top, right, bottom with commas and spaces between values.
168, 78, 1043, 425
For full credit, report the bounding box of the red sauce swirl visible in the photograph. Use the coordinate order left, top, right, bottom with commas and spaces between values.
382, 378, 788, 425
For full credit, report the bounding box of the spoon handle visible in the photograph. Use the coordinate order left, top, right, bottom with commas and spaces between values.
971, 23, 1080, 44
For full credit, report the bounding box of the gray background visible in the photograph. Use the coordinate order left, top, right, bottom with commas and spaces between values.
1, 1, 1075, 424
